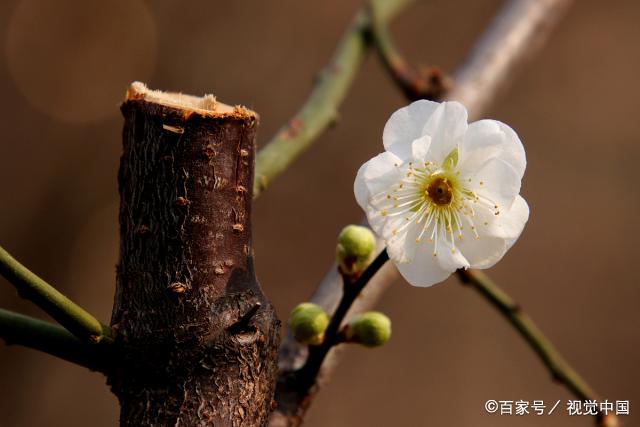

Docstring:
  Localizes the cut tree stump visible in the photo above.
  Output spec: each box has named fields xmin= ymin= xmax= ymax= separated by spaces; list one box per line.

xmin=109 ymin=82 xmax=280 ymax=426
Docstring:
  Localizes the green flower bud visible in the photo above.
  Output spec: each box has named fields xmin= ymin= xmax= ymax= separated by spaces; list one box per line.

xmin=346 ymin=311 xmax=392 ymax=347
xmin=289 ymin=303 xmax=330 ymax=345
xmin=336 ymin=225 xmax=376 ymax=278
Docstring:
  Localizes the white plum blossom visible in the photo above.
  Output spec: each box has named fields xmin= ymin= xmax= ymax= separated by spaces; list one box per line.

xmin=354 ymin=100 xmax=529 ymax=287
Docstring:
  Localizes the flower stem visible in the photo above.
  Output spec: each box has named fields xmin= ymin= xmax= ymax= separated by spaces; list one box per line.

xmin=253 ymin=0 xmax=415 ymax=198
xmin=367 ymin=0 xmax=451 ymax=101
xmin=456 ymin=269 xmax=616 ymax=426
xmin=0 ymin=245 xmax=111 ymax=344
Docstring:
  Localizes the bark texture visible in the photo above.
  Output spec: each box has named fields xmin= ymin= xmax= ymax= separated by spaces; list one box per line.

xmin=109 ymin=83 xmax=280 ymax=426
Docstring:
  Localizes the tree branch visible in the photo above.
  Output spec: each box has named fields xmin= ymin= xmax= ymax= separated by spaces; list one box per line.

xmin=455 ymin=270 xmax=594 ymax=398
xmin=271 ymin=0 xmax=579 ymax=425
xmin=253 ymin=0 xmax=415 ymax=198
xmin=297 ymin=251 xmax=389 ymax=388
xmin=367 ymin=0 xmax=451 ymax=101
xmin=271 ymin=250 xmax=390 ymax=426
xmin=0 ymin=245 xmax=111 ymax=344
xmin=456 ymin=270 xmax=616 ymax=426
xmin=448 ymin=0 xmax=574 ymax=120
xmin=0 ymin=308 xmax=108 ymax=372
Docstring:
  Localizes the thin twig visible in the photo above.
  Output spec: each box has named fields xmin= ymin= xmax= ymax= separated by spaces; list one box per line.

xmin=0 ymin=245 xmax=112 ymax=344
xmin=367 ymin=0 xmax=451 ymax=101
xmin=253 ymin=0 xmax=415 ymax=198
xmin=456 ymin=270 xmax=616 ymax=427
xmin=271 ymin=251 xmax=390 ymax=426
xmin=0 ymin=308 xmax=108 ymax=372
xmin=297 ymin=250 xmax=389 ymax=389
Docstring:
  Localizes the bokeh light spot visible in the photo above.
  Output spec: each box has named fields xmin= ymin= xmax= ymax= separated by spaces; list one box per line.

xmin=6 ymin=0 xmax=157 ymax=123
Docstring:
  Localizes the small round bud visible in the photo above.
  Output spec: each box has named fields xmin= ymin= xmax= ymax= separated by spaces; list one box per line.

xmin=346 ymin=311 xmax=391 ymax=347
xmin=336 ymin=225 xmax=376 ymax=278
xmin=288 ymin=303 xmax=330 ymax=345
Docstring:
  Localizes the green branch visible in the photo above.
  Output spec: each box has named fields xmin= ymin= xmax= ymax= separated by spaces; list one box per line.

xmin=253 ymin=0 xmax=414 ymax=198
xmin=456 ymin=269 xmax=596 ymax=398
xmin=0 ymin=245 xmax=111 ymax=344
xmin=456 ymin=269 xmax=615 ymax=426
xmin=0 ymin=308 xmax=108 ymax=372
xmin=367 ymin=0 xmax=451 ymax=101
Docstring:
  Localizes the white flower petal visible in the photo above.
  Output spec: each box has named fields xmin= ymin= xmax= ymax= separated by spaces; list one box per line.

xmin=395 ymin=245 xmax=453 ymax=287
xmin=383 ymin=100 xmax=440 ymax=160
xmin=456 ymin=203 xmax=509 ymax=269
xmin=466 ymin=157 xmax=521 ymax=210
xmin=354 ymin=151 xmax=403 ymax=209
xmin=388 ymin=219 xmax=469 ymax=286
xmin=456 ymin=196 xmax=529 ymax=268
xmin=422 ymin=101 xmax=468 ymax=164
xmin=411 ymin=134 xmax=432 ymax=161
xmin=493 ymin=195 xmax=529 ymax=247
xmin=356 ymin=100 xmax=529 ymax=288
xmin=458 ymin=119 xmax=526 ymax=179
xmin=458 ymin=234 xmax=507 ymax=269
xmin=367 ymin=207 xmax=413 ymax=250
xmin=435 ymin=243 xmax=470 ymax=272
xmin=363 ymin=181 xmax=426 ymax=249
xmin=385 ymin=230 xmax=419 ymax=264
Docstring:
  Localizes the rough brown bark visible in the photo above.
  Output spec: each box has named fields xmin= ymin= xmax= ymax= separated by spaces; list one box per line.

xmin=109 ymin=82 xmax=280 ymax=426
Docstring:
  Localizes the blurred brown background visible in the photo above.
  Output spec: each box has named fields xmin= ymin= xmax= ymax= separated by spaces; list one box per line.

xmin=0 ymin=0 xmax=638 ymax=426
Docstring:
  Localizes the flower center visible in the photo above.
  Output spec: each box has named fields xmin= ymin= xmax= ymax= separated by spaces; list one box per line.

xmin=426 ymin=177 xmax=453 ymax=206
xmin=370 ymin=155 xmax=502 ymax=259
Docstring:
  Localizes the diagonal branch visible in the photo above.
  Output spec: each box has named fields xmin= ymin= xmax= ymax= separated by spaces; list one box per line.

xmin=448 ymin=0 xmax=574 ymax=119
xmin=253 ymin=0 xmax=415 ymax=198
xmin=295 ymin=251 xmax=389 ymax=387
xmin=0 ymin=245 xmax=112 ymax=344
xmin=456 ymin=270 xmax=616 ymax=426
xmin=271 ymin=249 xmax=391 ymax=427
xmin=455 ymin=270 xmax=596 ymax=399
xmin=367 ymin=0 xmax=451 ymax=101
xmin=0 ymin=308 xmax=109 ymax=372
